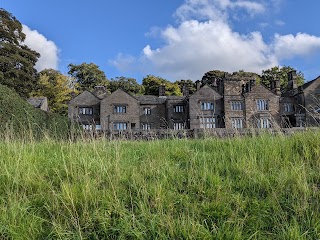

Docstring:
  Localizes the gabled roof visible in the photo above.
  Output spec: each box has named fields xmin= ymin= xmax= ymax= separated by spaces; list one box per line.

xmin=243 ymin=83 xmax=278 ymax=97
xmin=106 ymin=88 xmax=138 ymax=101
xmin=302 ymin=75 xmax=320 ymax=90
xmin=69 ymin=90 xmax=99 ymax=105
xmin=190 ymin=84 xmax=222 ymax=98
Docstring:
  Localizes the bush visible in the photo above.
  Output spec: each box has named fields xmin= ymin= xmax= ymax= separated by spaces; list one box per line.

xmin=0 ymin=84 xmax=70 ymax=140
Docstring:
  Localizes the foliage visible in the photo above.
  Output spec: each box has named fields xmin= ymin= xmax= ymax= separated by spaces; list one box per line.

xmin=108 ymin=76 xmax=144 ymax=95
xmin=67 ymin=63 xmax=108 ymax=92
xmin=0 ymin=84 xmax=70 ymax=139
xmin=0 ymin=8 xmax=40 ymax=98
xmin=142 ymin=75 xmax=182 ymax=96
xmin=174 ymin=79 xmax=197 ymax=95
xmin=261 ymin=66 xmax=304 ymax=89
xmin=1 ymin=132 xmax=320 ymax=238
xmin=32 ymin=69 xmax=74 ymax=115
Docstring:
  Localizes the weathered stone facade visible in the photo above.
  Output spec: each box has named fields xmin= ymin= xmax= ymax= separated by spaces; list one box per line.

xmin=68 ymin=71 xmax=320 ymax=132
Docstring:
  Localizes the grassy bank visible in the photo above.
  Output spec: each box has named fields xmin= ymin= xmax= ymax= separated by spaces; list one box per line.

xmin=0 ymin=132 xmax=320 ymax=239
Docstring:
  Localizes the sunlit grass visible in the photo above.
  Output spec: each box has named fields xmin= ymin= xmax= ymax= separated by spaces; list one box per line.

xmin=0 ymin=131 xmax=320 ymax=239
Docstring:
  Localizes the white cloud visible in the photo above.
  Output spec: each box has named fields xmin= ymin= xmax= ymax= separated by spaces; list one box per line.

xmin=111 ymin=0 xmax=320 ymax=80
xmin=22 ymin=25 xmax=59 ymax=71
xmin=273 ymin=33 xmax=320 ymax=60
xmin=141 ymin=20 xmax=277 ymax=80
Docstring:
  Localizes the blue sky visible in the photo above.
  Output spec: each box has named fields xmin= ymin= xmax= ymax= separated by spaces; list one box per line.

xmin=2 ymin=0 xmax=320 ymax=82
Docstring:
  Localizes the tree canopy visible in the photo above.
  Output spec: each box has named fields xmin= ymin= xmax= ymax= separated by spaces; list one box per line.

xmin=142 ymin=75 xmax=182 ymax=96
xmin=67 ymin=63 xmax=108 ymax=92
xmin=261 ymin=66 xmax=304 ymax=90
xmin=0 ymin=8 xmax=40 ymax=97
xmin=32 ymin=69 xmax=73 ymax=115
xmin=108 ymin=77 xmax=144 ymax=95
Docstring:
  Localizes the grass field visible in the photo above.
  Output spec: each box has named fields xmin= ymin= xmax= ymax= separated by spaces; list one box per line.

xmin=0 ymin=131 xmax=320 ymax=239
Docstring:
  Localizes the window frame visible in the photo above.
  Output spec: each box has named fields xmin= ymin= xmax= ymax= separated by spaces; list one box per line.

xmin=200 ymin=116 xmax=216 ymax=129
xmin=256 ymin=99 xmax=269 ymax=111
xmin=174 ymin=105 xmax=184 ymax=113
xmin=143 ymin=107 xmax=151 ymax=115
xmin=79 ymin=107 xmax=93 ymax=115
xmin=113 ymin=122 xmax=127 ymax=130
xmin=231 ymin=118 xmax=244 ymax=129
xmin=114 ymin=105 xmax=127 ymax=114
xmin=201 ymin=102 xmax=214 ymax=111
xmin=231 ymin=101 xmax=243 ymax=111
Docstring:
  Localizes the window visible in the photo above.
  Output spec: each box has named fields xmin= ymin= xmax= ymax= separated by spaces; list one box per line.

xmin=114 ymin=105 xmax=126 ymax=113
xmin=95 ymin=124 xmax=102 ymax=130
xmin=231 ymin=118 xmax=244 ymax=129
xmin=231 ymin=101 xmax=243 ymax=111
xmin=143 ymin=107 xmax=151 ymax=115
xmin=174 ymin=105 xmax=184 ymax=113
xmin=257 ymin=100 xmax=268 ymax=111
xmin=201 ymin=102 xmax=214 ymax=111
xmin=257 ymin=118 xmax=271 ymax=128
xmin=82 ymin=124 xmax=92 ymax=130
xmin=284 ymin=103 xmax=294 ymax=112
xmin=141 ymin=123 xmax=151 ymax=130
xmin=113 ymin=122 xmax=127 ymax=130
xmin=200 ymin=117 xmax=216 ymax=128
xmin=79 ymin=107 xmax=93 ymax=115
xmin=173 ymin=122 xmax=184 ymax=130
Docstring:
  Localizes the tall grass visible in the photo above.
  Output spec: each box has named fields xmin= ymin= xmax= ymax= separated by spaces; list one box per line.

xmin=0 ymin=131 xmax=320 ymax=239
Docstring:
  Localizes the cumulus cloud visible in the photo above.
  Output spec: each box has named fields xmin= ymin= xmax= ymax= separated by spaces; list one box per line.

xmin=22 ymin=25 xmax=59 ymax=71
xmin=273 ymin=33 xmax=320 ymax=59
xmin=111 ymin=0 xmax=320 ymax=80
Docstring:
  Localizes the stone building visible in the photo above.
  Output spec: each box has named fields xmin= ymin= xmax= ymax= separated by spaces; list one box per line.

xmin=68 ymin=71 xmax=320 ymax=132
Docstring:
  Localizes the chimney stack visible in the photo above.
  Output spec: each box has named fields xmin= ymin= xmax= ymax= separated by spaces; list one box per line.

xmin=159 ymin=85 xmax=166 ymax=96
xmin=195 ymin=80 xmax=201 ymax=91
xmin=182 ymin=84 xmax=189 ymax=97
xmin=93 ymin=86 xmax=107 ymax=98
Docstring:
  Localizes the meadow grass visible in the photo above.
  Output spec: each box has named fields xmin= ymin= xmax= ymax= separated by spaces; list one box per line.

xmin=0 ymin=131 xmax=320 ymax=239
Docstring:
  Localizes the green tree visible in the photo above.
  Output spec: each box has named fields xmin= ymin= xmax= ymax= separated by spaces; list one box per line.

xmin=67 ymin=63 xmax=108 ymax=92
xmin=174 ymin=79 xmax=197 ymax=95
xmin=32 ymin=69 xmax=73 ymax=115
xmin=109 ymin=76 xmax=144 ymax=95
xmin=0 ymin=8 xmax=40 ymax=97
xmin=261 ymin=66 xmax=304 ymax=89
xmin=142 ymin=75 xmax=182 ymax=96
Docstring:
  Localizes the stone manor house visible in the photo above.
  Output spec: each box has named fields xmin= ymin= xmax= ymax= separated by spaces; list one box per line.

xmin=68 ymin=71 xmax=320 ymax=133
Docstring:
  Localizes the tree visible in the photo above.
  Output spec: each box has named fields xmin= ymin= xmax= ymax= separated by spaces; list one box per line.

xmin=32 ymin=69 xmax=73 ymax=115
xmin=0 ymin=8 xmax=40 ymax=97
xmin=261 ymin=66 xmax=304 ymax=90
xmin=174 ymin=79 xmax=197 ymax=95
xmin=142 ymin=75 xmax=182 ymax=96
xmin=108 ymin=76 xmax=144 ymax=95
xmin=67 ymin=63 xmax=108 ymax=92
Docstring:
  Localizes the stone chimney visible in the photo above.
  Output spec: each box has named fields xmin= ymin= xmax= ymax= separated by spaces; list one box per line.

xmin=275 ymin=78 xmax=281 ymax=95
xmin=195 ymin=80 xmax=201 ymax=91
xmin=288 ymin=70 xmax=297 ymax=90
xmin=71 ymin=91 xmax=76 ymax=99
xmin=93 ymin=86 xmax=107 ymax=98
xmin=159 ymin=85 xmax=166 ymax=96
xmin=182 ymin=84 xmax=189 ymax=97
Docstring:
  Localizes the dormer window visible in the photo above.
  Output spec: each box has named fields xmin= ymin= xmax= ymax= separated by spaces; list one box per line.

xmin=114 ymin=105 xmax=126 ymax=113
xmin=79 ymin=107 xmax=93 ymax=115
